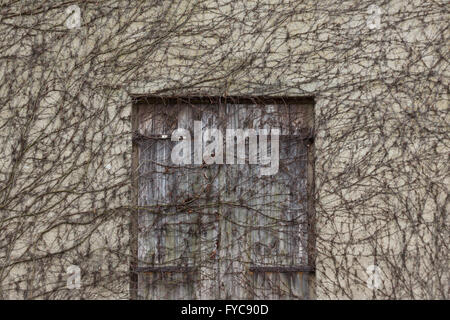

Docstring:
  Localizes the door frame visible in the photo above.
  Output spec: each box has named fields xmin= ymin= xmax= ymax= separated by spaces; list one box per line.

xmin=130 ymin=96 xmax=316 ymax=299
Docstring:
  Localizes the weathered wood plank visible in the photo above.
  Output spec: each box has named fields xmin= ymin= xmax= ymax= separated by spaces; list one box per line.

xmin=136 ymin=101 xmax=314 ymax=300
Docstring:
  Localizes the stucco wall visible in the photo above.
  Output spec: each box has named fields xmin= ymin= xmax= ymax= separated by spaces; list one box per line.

xmin=0 ymin=0 xmax=448 ymax=299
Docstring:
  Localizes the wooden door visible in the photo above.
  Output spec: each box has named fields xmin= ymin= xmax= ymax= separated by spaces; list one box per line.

xmin=133 ymin=98 xmax=314 ymax=299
